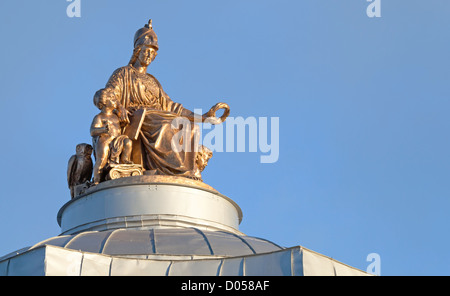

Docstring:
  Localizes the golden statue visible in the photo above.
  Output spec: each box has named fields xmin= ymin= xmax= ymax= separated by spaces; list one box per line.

xmin=90 ymin=88 xmax=134 ymax=184
xmin=101 ymin=19 xmax=229 ymax=180
xmin=67 ymin=19 xmax=229 ymax=195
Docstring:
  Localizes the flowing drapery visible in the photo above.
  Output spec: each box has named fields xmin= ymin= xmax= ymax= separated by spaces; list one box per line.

xmin=106 ymin=65 xmax=199 ymax=178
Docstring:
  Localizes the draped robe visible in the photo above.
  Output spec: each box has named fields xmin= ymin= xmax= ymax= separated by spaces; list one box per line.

xmin=105 ymin=65 xmax=200 ymax=178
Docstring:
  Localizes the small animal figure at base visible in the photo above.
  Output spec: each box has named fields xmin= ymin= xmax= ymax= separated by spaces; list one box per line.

xmin=67 ymin=143 xmax=93 ymax=198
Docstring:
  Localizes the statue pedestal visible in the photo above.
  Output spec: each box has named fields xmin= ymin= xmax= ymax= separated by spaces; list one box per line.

xmin=106 ymin=163 xmax=143 ymax=180
xmin=57 ymin=175 xmax=243 ymax=235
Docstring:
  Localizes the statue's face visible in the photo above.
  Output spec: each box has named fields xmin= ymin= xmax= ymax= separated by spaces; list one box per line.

xmin=105 ymin=96 xmax=117 ymax=109
xmin=138 ymin=46 xmax=157 ymax=66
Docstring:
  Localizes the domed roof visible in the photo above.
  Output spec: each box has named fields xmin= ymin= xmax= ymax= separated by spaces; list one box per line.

xmin=29 ymin=228 xmax=283 ymax=259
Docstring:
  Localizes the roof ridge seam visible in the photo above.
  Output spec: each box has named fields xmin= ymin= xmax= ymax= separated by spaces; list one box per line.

xmin=192 ymin=228 xmax=214 ymax=256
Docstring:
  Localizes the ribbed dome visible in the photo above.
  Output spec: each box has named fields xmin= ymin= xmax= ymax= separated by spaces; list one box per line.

xmin=29 ymin=228 xmax=283 ymax=259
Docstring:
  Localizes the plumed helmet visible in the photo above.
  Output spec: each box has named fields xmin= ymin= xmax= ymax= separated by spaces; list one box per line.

xmin=133 ymin=19 xmax=158 ymax=50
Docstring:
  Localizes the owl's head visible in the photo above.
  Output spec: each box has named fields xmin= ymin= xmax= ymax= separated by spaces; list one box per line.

xmin=76 ymin=143 xmax=93 ymax=157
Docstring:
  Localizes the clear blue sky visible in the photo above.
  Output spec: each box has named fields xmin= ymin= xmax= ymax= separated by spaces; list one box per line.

xmin=1 ymin=0 xmax=449 ymax=275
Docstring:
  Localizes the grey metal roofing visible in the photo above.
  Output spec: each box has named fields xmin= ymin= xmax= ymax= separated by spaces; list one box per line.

xmin=28 ymin=228 xmax=283 ymax=258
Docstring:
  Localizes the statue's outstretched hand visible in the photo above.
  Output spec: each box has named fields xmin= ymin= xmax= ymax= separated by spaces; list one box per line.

xmin=203 ymin=102 xmax=230 ymax=124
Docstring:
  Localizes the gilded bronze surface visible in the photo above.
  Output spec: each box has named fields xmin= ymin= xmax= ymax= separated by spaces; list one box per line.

xmin=103 ymin=19 xmax=229 ymax=180
xmin=67 ymin=19 xmax=229 ymax=196
xmin=90 ymin=88 xmax=134 ymax=184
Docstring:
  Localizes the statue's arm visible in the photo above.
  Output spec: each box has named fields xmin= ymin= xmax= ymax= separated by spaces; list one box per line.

xmin=154 ymin=77 xmax=229 ymax=124
xmin=178 ymin=102 xmax=230 ymax=124
xmin=157 ymin=85 xmax=203 ymax=120
xmin=90 ymin=115 xmax=108 ymax=137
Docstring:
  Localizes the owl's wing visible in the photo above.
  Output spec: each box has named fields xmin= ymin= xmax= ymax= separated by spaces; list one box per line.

xmin=67 ymin=155 xmax=77 ymax=188
xmin=82 ymin=157 xmax=94 ymax=183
